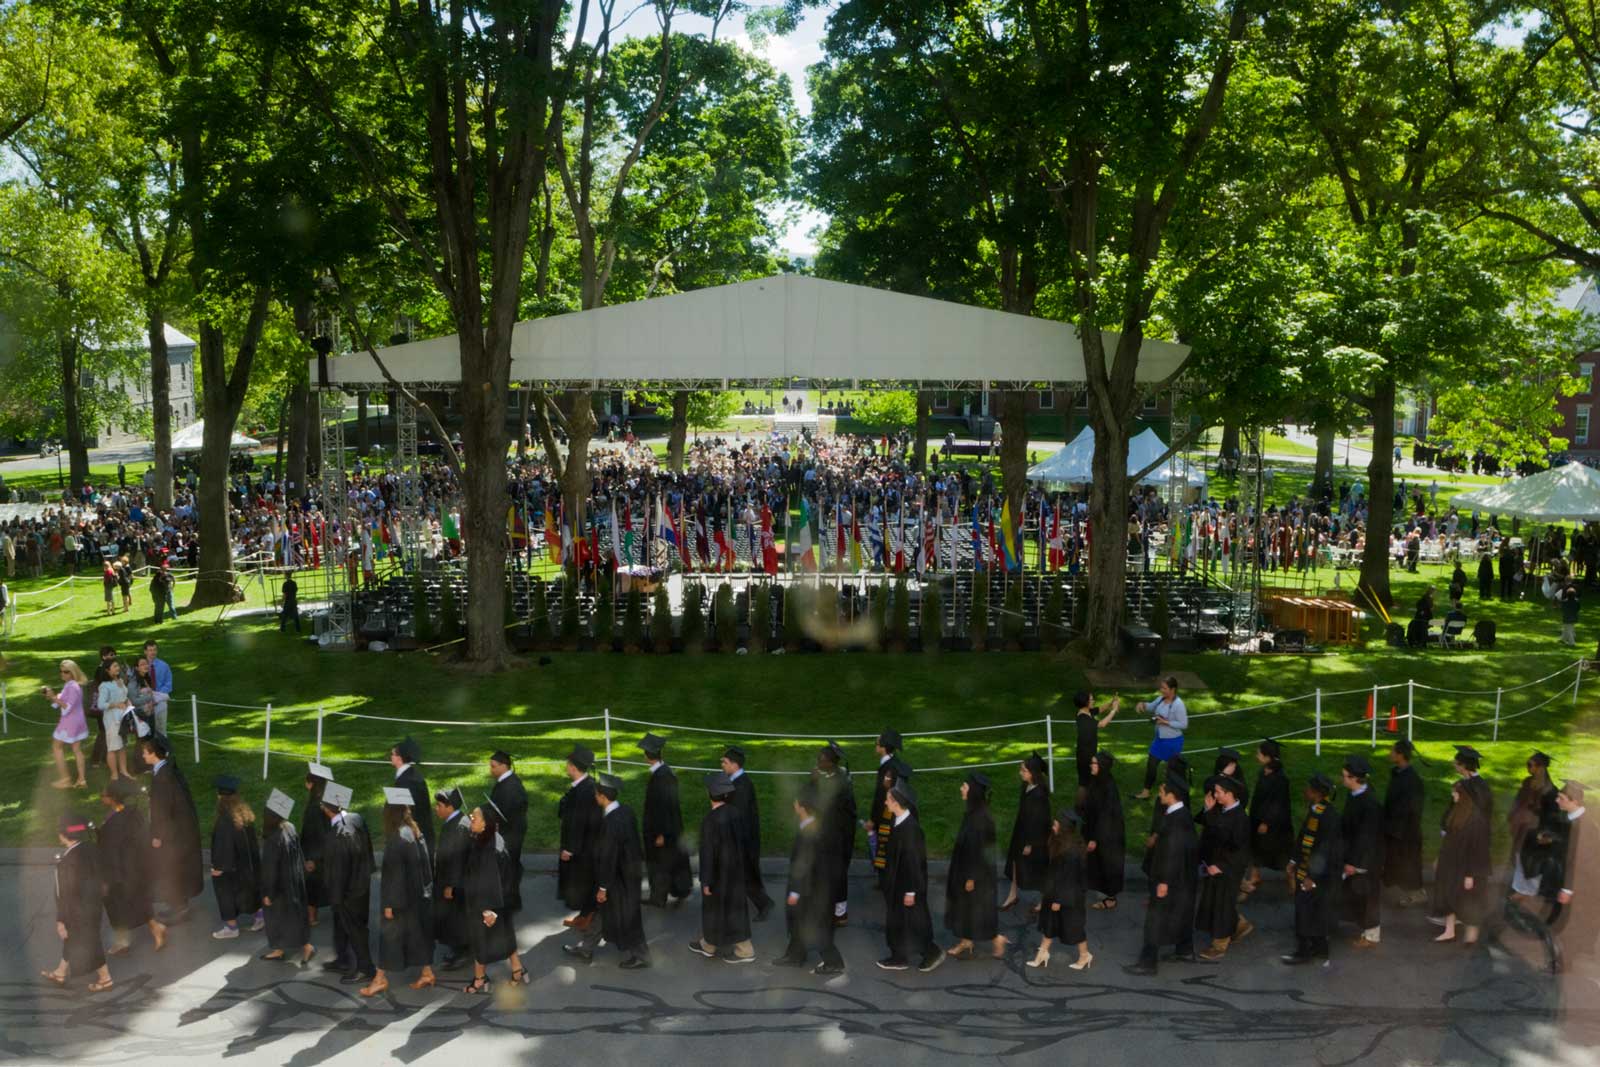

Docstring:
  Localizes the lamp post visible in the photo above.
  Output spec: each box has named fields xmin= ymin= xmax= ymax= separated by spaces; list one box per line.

xmin=56 ymin=445 xmax=62 ymax=489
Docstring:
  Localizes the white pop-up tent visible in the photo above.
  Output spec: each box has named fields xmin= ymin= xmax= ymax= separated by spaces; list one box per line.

xmin=1027 ymin=426 xmax=1206 ymax=489
xmin=169 ymin=420 xmax=260 ymax=453
xmin=1452 ymin=463 xmax=1600 ymax=522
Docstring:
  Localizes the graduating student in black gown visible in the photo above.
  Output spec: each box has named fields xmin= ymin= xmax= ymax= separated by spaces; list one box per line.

xmin=1245 ymin=738 xmax=1293 ymax=896
xmin=1432 ymin=778 xmax=1492 ymax=945
xmin=558 ymin=745 xmax=602 ymax=928
xmin=565 ymin=773 xmax=651 ymax=968
xmin=866 ymin=729 xmax=907 ymax=880
xmin=1125 ymin=774 xmax=1200 ymax=976
xmin=878 ymin=779 xmax=944 ymax=973
xmin=258 ymin=790 xmax=314 ymax=966
xmin=773 ymin=784 xmax=845 ymax=974
xmin=945 ymin=771 xmax=1004 ymax=960
xmin=209 ymin=776 xmax=261 ymax=938
xmin=301 ymin=765 xmax=333 ymax=927
xmin=140 ymin=736 xmax=202 ymax=920
xmin=487 ymin=750 xmax=529 ymax=911
xmin=365 ymin=791 xmax=436 ymax=997
xmin=720 ymin=745 xmax=773 ymax=920
xmin=41 ymin=813 xmax=113 ymax=992
xmin=1340 ymin=756 xmax=1384 ymax=948
xmin=1282 ymin=773 xmax=1342 ymax=966
xmin=1027 ymin=809 xmax=1091 ymax=970
xmin=319 ymin=783 xmax=376 ymax=983
xmin=432 ymin=788 xmax=472 ymax=970
xmin=639 ymin=734 xmax=693 ymax=907
xmin=691 ymin=772 xmax=753 ymax=962
xmin=1382 ymin=740 xmax=1425 ymax=903
xmin=1083 ymin=750 xmax=1126 ymax=911
xmin=1196 ymin=775 xmax=1252 ymax=960
xmin=98 ymin=778 xmax=161 ymax=953
xmin=1552 ymin=782 xmax=1600 ymax=971
xmin=390 ymin=737 xmax=434 ymax=849
xmin=813 ymin=741 xmax=856 ymax=925
xmin=1072 ymin=691 xmax=1119 ymax=789
xmin=461 ymin=802 xmax=529 ymax=995
xmin=1001 ymin=753 xmax=1052 ymax=912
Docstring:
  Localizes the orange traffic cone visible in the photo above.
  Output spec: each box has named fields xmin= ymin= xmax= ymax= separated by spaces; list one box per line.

xmin=1364 ymin=693 xmax=1375 ymax=720
xmin=1387 ymin=705 xmax=1399 ymax=733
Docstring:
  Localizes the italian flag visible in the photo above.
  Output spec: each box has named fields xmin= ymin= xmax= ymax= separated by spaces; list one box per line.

xmin=797 ymin=496 xmax=816 ymax=571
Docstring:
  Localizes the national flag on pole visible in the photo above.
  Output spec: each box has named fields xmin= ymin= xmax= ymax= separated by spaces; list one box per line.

xmin=892 ymin=507 xmax=906 ymax=573
xmin=610 ymin=501 xmax=626 ymax=566
xmin=760 ymin=504 xmax=778 ymax=575
xmin=622 ymin=502 xmax=636 ymax=566
xmin=921 ymin=502 xmax=936 ymax=575
xmin=850 ymin=512 xmax=863 ymax=572
xmin=694 ymin=503 xmax=710 ymax=567
xmin=714 ymin=517 xmax=735 ymax=571
xmin=987 ymin=508 xmax=1001 ymax=568
xmin=971 ymin=511 xmax=986 ymax=571
xmin=545 ymin=506 xmax=561 ymax=563
xmin=1048 ymin=501 xmax=1064 ymax=570
xmin=657 ymin=495 xmax=677 ymax=548
xmin=797 ymin=495 xmax=817 ymax=571
xmin=675 ymin=498 xmax=692 ymax=570
xmin=836 ymin=503 xmax=847 ymax=564
xmin=1000 ymin=498 xmax=1021 ymax=572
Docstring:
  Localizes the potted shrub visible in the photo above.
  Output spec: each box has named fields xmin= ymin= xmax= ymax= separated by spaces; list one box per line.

xmin=920 ymin=580 xmax=942 ymax=654
xmin=592 ymin=581 xmax=614 ymax=650
xmin=890 ymin=575 xmax=911 ymax=651
xmin=622 ymin=587 xmax=644 ymax=652
xmin=560 ymin=572 xmax=580 ymax=649
xmin=439 ymin=580 xmax=462 ymax=644
xmin=651 ymin=586 xmax=674 ymax=652
xmin=1044 ymin=577 xmax=1068 ymax=650
xmin=681 ymin=583 xmax=705 ymax=654
xmin=969 ymin=575 xmax=989 ymax=652
xmin=781 ymin=583 xmax=802 ymax=651
xmin=714 ymin=582 xmax=736 ymax=651
xmin=410 ymin=571 xmax=434 ymax=647
xmin=869 ymin=580 xmax=888 ymax=651
xmin=529 ymin=577 xmax=551 ymax=647
xmin=749 ymin=583 xmax=772 ymax=654
xmin=1002 ymin=580 xmax=1025 ymax=649
xmin=1150 ymin=588 xmax=1171 ymax=641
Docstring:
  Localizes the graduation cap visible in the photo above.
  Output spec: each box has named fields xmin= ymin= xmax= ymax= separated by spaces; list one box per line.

xmin=722 ymin=745 xmax=747 ymax=767
xmin=637 ymin=733 xmax=666 ymax=757
xmin=877 ymin=729 xmax=902 ymax=752
xmin=1093 ymin=749 xmax=1117 ymax=771
xmin=383 ymin=786 xmax=414 ymax=807
xmin=964 ymin=770 xmax=991 ymax=793
xmin=103 ymin=778 xmax=142 ymax=802
xmin=705 ymin=772 xmax=735 ymax=798
xmin=1056 ymin=807 xmax=1083 ymax=829
xmin=1215 ymin=748 xmax=1242 ymax=770
xmin=1023 ymin=751 xmax=1048 ymax=782
xmin=1530 ymin=751 xmax=1553 ymax=769
xmin=265 ymin=788 xmax=295 ymax=819
xmin=596 ymin=773 xmax=623 ymax=798
xmin=1454 ymin=745 xmax=1484 ymax=770
xmin=1307 ymin=772 xmax=1335 ymax=796
xmin=1259 ymin=738 xmax=1283 ymax=760
xmin=889 ymin=778 xmax=917 ymax=809
xmin=1343 ymin=755 xmax=1372 ymax=779
xmin=307 ymin=762 xmax=334 ymax=782
xmin=214 ymin=774 xmax=241 ymax=795
xmin=490 ymin=750 xmax=514 ymax=767
xmin=567 ymin=745 xmax=595 ymax=772
xmin=1392 ymin=739 xmax=1417 ymax=760
xmin=1161 ymin=772 xmax=1190 ymax=800
xmin=393 ymin=736 xmax=422 ymax=765
xmin=1214 ymin=775 xmax=1246 ymax=799
xmin=321 ymin=781 xmax=354 ymax=810
xmin=58 ymin=812 xmax=93 ymax=839
xmin=819 ymin=740 xmax=845 ymax=766
xmin=435 ymin=786 xmax=465 ymax=810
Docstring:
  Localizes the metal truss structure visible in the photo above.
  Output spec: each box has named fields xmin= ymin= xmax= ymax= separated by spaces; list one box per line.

xmin=318 ymin=388 xmax=353 ymax=649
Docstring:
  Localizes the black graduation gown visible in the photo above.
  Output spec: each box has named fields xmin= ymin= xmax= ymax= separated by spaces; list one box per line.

xmin=1341 ymin=787 xmax=1383 ymax=930
xmin=786 ymin=818 xmax=837 ymax=956
xmin=300 ymin=796 xmax=330 ymax=908
xmin=1073 ymin=713 xmax=1098 ymax=786
xmin=261 ymin=824 xmax=311 ymax=952
xmin=1082 ymin=776 xmax=1126 ymax=897
xmin=642 ymin=764 xmax=693 ymax=902
xmin=814 ymin=768 xmax=856 ymax=908
xmin=593 ymin=803 xmax=648 ymax=955
xmin=1433 ymin=795 xmax=1491 ymax=924
xmin=1292 ymin=801 xmax=1342 ymax=939
xmin=1039 ymin=846 xmax=1087 ymax=944
xmin=868 ymin=757 xmax=909 ymax=872
xmin=698 ymin=803 xmax=751 ymax=947
xmin=149 ymin=760 xmax=203 ymax=904
xmin=490 ymin=772 xmax=529 ymax=873
xmin=1249 ymin=766 xmax=1294 ymax=869
xmin=210 ymin=818 xmax=262 ymax=922
xmin=1006 ymin=784 xmax=1051 ymax=890
xmin=557 ymin=776 xmax=601 ymax=912
xmin=1381 ymin=764 xmax=1424 ymax=891
xmin=1142 ymin=805 xmax=1200 ymax=949
xmin=394 ymin=766 xmax=434 ymax=849
xmin=882 ymin=812 xmax=936 ymax=963
xmin=1195 ymin=802 xmax=1250 ymax=939
xmin=433 ymin=811 xmax=472 ymax=953
xmin=56 ymin=841 xmax=106 ymax=975
xmin=325 ymin=813 xmax=376 ymax=971
xmin=727 ymin=772 xmax=770 ymax=905
xmin=945 ymin=806 xmax=999 ymax=940
xmin=463 ymin=833 xmax=518 ymax=965
xmin=98 ymin=806 xmax=153 ymax=930
xmin=379 ymin=827 xmax=434 ymax=971
xmin=1555 ymin=814 xmax=1600 ymax=956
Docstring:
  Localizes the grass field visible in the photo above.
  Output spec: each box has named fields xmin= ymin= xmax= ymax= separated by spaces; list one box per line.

xmin=1 ymin=548 xmax=1594 ymax=868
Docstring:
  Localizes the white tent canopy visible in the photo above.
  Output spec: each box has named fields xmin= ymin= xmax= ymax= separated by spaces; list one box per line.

xmin=1452 ymin=463 xmax=1600 ymax=522
xmin=169 ymin=420 xmax=260 ymax=453
xmin=316 ymin=275 xmax=1190 ymax=388
xmin=1027 ymin=426 xmax=1205 ymax=488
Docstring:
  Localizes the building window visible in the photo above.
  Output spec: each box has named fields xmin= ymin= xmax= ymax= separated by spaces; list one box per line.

xmin=1579 ymin=404 xmax=1592 ymax=446
xmin=1076 ymin=390 xmax=1088 ymax=409
xmin=1038 ymin=390 xmax=1055 ymax=410
xmin=1582 ymin=363 xmax=1594 ymax=395
xmin=1142 ymin=393 xmax=1159 ymax=411
xmin=933 ymin=391 xmax=950 ymax=409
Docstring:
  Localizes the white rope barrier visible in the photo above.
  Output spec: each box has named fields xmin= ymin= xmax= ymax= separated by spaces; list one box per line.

xmin=193 ymin=699 xmax=273 ymax=711
xmin=320 ymin=708 xmax=607 ymax=728
xmin=12 ymin=597 xmax=72 ymax=619
xmin=605 ymin=714 xmax=1049 ymax=740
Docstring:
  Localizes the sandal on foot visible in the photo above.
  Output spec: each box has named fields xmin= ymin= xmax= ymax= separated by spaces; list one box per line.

xmin=39 ymin=970 xmax=66 ymax=986
xmin=409 ymin=974 xmax=436 ymax=990
xmin=88 ymin=978 xmax=114 ymax=993
xmin=462 ymin=977 xmax=490 ymax=995
xmin=509 ymin=968 xmax=531 ymax=986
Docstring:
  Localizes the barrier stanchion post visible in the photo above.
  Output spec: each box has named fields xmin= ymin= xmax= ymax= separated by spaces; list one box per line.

xmin=262 ymin=703 xmax=273 ymax=779
xmin=1494 ymin=687 xmax=1502 ymax=743
xmin=1407 ymin=679 xmax=1414 ymax=738
xmin=1370 ymin=683 xmax=1378 ymax=748
xmin=1314 ymin=689 xmax=1322 ymax=756
xmin=191 ymin=694 xmax=200 ymax=764
xmin=316 ymin=706 xmax=324 ymax=763
xmin=1044 ymin=714 xmax=1055 ymax=792
xmin=1 ymin=678 xmax=7 ymax=735
xmin=1575 ymin=660 xmax=1584 ymax=708
xmin=604 ymin=707 xmax=613 ymax=772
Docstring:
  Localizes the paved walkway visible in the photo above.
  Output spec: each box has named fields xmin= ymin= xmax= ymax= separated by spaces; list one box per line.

xmin=3 ymin=851 xmax=1595 ymax=1066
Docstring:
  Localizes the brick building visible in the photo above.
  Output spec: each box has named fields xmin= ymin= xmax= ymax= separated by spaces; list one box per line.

xmin=1552 ymin=276 xmax=1600 ymax=464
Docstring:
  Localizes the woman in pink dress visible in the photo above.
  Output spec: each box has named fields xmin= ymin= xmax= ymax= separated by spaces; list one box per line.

xmin=45 ymin=659 xmax=89 ymax=789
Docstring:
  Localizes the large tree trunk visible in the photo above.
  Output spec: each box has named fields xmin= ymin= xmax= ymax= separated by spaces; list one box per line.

xmin=913 ymin=389 xmax=930 ymax=471
xmin=59 ymin=335 xmax=89 ymax=492
xmin=356 ymin=389 xmax=370 ymax=456
xmin=273 ymin=393 xmax=288 ymax=484
xmin=562 ymin=389 xmax=595 ymax=535
xmin=1082 ymin=416 xmax=1132 ymax=666
xmin=146 ymin=307 xmax=174 ymax=510
xmin=1358 ymin=378 xmax=1397 ymax=607
xmin=457 ymin=331 xmax=512 ymax=667
xmin=1312 ymin=423 xmax=1336 ymax=495
xmin=1218 ymin=420 xmax=1240 ymax=466
xmin=666 ymin=392 xmax=688 ymax=472
xmin=286 ymin=379 xmax=308 ymax=501
xmin=998 ymin=390 xmax=1029 ymax=516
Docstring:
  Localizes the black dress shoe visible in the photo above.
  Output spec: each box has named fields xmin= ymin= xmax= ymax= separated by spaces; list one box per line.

xmin=1280 ymin=952 xmax=1314 ymax=966
xmin=1164 ymin=951 xmax=1200 ymax=964
xmin=321 ymin=961 xmax=350 ymax=973
xmin=563 ymin=944 xmax=594 ymax=963
xmin=619 ymin=956 xmax=650 ymax=970
xmin=1122 ymin=961 xmax=1159 ymax=977
xmin=813 ymin=962 xmax=845 ymax=976
xmin=771 ymin=955 xmax=807 ymax=968
xmin=643 ymin=899 xmax=665 ymax=908
xmin=340 ymin=971 xmax=374 ymax=984
xmin=754 ymin=904 xmax=772 ymax=923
